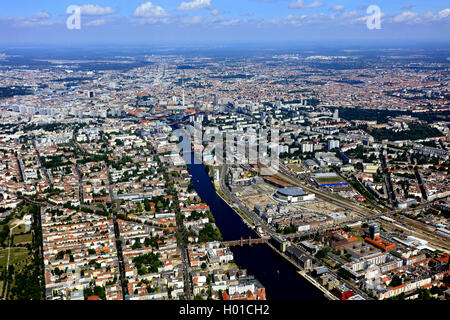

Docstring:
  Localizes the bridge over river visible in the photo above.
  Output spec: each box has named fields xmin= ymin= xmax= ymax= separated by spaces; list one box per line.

xmin=223 ymin=236 xmax=270 ymax=247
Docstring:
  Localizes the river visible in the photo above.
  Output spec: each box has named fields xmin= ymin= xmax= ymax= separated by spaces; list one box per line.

xmin=186 ymin=158 xmax=327 ymax=300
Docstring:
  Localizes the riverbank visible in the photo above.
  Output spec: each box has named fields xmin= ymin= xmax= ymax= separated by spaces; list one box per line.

xmin=206 ymin=167 xmax=256 ymax=229
xmin=215 ymin=189 xmax=255 ymax=229
xmin=187 ymin=159 xmax=327 ymax=300
xmin=298 ymin=271 xmax=338 ymax=300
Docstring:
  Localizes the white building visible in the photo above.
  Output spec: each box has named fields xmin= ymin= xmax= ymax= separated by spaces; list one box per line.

xmin=328 ymin=140 xmax=340 ymax=150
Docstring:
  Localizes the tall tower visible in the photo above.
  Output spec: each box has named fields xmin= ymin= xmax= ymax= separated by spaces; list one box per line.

xmin=333 ymin=109 xmax=339 ymax=121
xmin=182 ymin=87 xmax=185 ymax=108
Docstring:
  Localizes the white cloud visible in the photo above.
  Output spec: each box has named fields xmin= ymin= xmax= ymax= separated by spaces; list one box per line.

xmin=289 ymin=0 xmax=324 ymax=9
xmin=182 ymin=15 xmax=204 ymax=24
xmin=352 ymin=11 xmax=385 ymax=25
xmin=210 ymin=9 xmax=226 ymax=22
xmin=17 ymin=18 xmax=63 ymax=27
xmin=274 ymin=9 xmax=381 ymax=27
xmin=80 ymin=4 xmax=117 ymax=16
xmin=341 ymin=10 xmax=358 ymax=18
xmin=85 ymin=19 xmax=106 ymax=27
xmin=0 ymin=16 xmax=25 ymax=23
xmin=282 ymin=14 xmax=307 ymax=26
xmin=134 ymin=2 xmax=169 ymax=23
xmin=437 ymin=8 xmax=450 ymax=20
xmin=32 ymin=12 xmax=51 ymax=20
xmin=384 ymin=8 xmax=450 ymax=25
xmin=220 ymin=19 xmax=240 ymax=26
xmin=393 ymin=11 xmax=419 ymax=23
xmin=410 ymin=9 xmax=450 ymax=23
xmin=423 ymin=11 xmax=434 ymax=20
xmin=176 ymin=0 xmax=211 ymax=11
xmin=331 ymin=5 xmax=345 ymax=12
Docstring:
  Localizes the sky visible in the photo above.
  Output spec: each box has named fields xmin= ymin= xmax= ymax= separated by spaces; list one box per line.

xmin=0 ymin=0 xmax=449 ymax=45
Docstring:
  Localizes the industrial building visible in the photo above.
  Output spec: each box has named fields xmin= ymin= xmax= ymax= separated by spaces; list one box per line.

xmin=274 ymin=187 xmax=315 ymax=203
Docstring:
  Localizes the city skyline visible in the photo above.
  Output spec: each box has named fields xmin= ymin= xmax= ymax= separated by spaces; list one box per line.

xmin=0 ymin=0 xmax=449 ymax=307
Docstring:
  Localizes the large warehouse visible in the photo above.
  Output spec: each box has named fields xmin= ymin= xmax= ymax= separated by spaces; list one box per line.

xmin=274 ymin=187 xmax=315 ymax=203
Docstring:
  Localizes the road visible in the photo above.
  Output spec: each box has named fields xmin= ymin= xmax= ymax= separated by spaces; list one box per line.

xmin=105 ymin=162 xmax=128 ymax=298
xmin=75 ymin=163 xmax=84 ymax=204
xmin=414 ymin=168 xmax=428 ymax=201
xmin=377 ymin=147 xmax=396 ymax=207
xmin=175 ymin=221 xmax=192 ymax=300
xmin=32 ymin=138 xmax=53 ymax=188
xmin=15 ymin=153 xmax=24 ymax=183
xmin=151 ymin=140 xmax=192 ymax=299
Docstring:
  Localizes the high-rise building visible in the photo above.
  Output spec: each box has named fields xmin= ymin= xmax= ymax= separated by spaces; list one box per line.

xmin=369 ymin=223 xmax=380 ymax=240
xmin=333 ymin=109 xmax=339 ymax=121
xmin=328 ymin=140 xmax=340 ymax=150
xmin=301 ymin=142 xmax=314 ymax=153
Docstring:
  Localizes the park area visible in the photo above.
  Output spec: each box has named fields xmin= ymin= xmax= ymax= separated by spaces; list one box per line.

xmin=0 ymin=247 xmax=30 ymax=266
xmin=0 ymin=204 xmax=41 ymax=299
